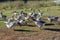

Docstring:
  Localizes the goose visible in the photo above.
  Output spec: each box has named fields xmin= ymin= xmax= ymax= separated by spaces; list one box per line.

xmin=20 ymin=11 xmax=27 ymax=17
xmin=17 ymin=19 xmax=27 ymax=26
xmin=24 ymin=10 xmax=35 ymax=21
xmin=38 ymin=10 xmax=44 ymax=17
xmin=4 ymin=16 xmax=16 ymax=28
xmin=12 ymin=11 xmax=18 ymax=20
xmin=32 ymin=18 xmax=45 ymax=29
xmin=0 ymin=12 xmax=7 ymax=21
xmin=17 ymin=15 xmax=27 ymax=26
xmin=47 ymin=16 xmax=59 ymax=22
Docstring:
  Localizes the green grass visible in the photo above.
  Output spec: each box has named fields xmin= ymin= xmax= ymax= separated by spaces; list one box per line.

xmin=0 ymin=1 xmax=60 ymax=40
xmin=0 ymin=6 xmax=60 ymax=29
xmin=0 ymin=1 xmax=60 ymax=32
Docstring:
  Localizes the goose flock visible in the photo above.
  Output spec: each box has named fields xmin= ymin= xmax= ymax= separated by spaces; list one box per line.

xmin=0 ymin=10 xmax=59 ymax=29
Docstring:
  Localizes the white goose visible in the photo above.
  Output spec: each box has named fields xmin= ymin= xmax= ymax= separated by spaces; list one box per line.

xmin=12 ymin=11 xmax=18 ymax=20
xmin=32 ymin=18 xmax=45 ymax=29
xmin=4 ymin=17 xmax=16 ymax=28
xmin=47 ymin=16 xmax=59 ymax=22
xmin=38 ymin=10 xmax=44 ymax=17
xmin=17 ymin=15 xmax=27 ymax=26
xmin=26 ymin=10 xmax=37 ymax=20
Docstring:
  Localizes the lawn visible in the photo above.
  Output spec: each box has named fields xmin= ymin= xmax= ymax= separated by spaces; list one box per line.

xmin=0 ymin=1 xmax=60 ymax=40
xmin=0 ymin=6 xmax=60 ymax=29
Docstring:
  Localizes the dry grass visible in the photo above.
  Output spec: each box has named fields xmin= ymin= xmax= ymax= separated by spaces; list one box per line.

xmin=0 ymin=27 xmax=60 ymax=40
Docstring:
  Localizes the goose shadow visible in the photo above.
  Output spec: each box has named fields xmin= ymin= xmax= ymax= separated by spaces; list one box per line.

xmin=27 ymin=24 xmax=36 ymax=27
xmin=18 ymin=24 xmax=36 ymax=27
xmin=18 ymin=23 xmax=36 ymax=27
xmin=14 ymin=29 xmax=38 ymax=32
xmin=44 ymin=28 xmax=60 ymax=32
xmin=45 ymin=23 xmax=55 ymax=26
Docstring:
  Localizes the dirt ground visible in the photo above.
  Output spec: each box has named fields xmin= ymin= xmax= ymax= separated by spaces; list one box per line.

xmin=0 ymin=27 xmax=60 ymax=40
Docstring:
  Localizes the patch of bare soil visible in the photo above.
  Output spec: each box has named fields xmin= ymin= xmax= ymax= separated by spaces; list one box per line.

xmin=0 ymin=28 xmax=60 ymax=40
